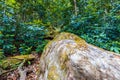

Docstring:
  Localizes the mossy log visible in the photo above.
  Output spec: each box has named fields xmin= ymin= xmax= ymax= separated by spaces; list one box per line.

xmin=0 ymin=54 xmax=35 ymax=70
xmin=39 ymin=32 xmax=120 ymax=80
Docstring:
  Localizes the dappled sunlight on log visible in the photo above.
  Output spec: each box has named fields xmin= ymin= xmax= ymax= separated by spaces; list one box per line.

xmin=39 ymin=32 xmax=120 ymax=80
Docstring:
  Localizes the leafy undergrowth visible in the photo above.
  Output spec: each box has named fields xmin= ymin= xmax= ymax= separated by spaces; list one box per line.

xmin=0 ymin=53 xmax=41 ymax=80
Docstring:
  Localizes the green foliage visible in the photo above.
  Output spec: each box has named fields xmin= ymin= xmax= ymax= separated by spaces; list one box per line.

xmin=0 ymin=0 xmax=120 ymax=57
xmin=19 ymin=44 xmax=32 ymax=55
xmin=35 ymin=40 xmax=48 ymax=53
xmin=0 ymin=0 xmax=48 ymax=56
xmin=0 ymin=49 xmax=4 ymax=59
xmin=63 ymin=0 xmax=120 ymax=53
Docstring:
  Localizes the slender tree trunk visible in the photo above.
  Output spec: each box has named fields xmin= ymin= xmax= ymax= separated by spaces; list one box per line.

xmin=74 ymin=0 xmax=78 ymax=16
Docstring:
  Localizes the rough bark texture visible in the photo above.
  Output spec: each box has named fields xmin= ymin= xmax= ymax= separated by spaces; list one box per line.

xmin=39 ymin=32 xmax=120 ymax=80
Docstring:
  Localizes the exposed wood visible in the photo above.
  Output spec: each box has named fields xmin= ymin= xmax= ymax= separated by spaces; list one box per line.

xmin=18 ymin=60 xmax=27 ymax=80
xmin=39 ymin=32 xmax=120 ymax=80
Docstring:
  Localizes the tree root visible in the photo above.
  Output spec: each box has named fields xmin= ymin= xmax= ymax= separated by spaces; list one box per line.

xmin=18 ymin=60 xmax=27 ymax=80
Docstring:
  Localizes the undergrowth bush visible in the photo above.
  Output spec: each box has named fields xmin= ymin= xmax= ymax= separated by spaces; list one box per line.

xmin=0 ymin=0 xmax=119 ymax=58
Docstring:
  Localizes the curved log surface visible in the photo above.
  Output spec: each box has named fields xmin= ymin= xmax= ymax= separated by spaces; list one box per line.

xmin=39 ymin=32 xmax=120 ymax=80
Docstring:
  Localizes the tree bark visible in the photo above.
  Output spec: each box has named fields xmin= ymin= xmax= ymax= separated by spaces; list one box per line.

xmin=74 ymin=0 xmax=78 ymax=16
xmin=39 ymin=32 xmax=120 ymax=80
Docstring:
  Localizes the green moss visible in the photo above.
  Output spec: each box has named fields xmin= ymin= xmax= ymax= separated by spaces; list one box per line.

xmin=48 ymin=66 xmax=59 ymax=80
xmin=59 ymin=52 xmax=68 ymax=70
xmin=43 ymin=32 xmax=87 ymax=53
xmin=11 ymin=54 xmax=35 ymax=60
xmin=0 ymin=58 xmax=21 ymax=69
xmin=0 ymin=54 xmax=35 ymax=69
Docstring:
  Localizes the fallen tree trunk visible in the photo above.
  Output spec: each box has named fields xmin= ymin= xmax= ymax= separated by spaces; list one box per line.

xmin=39 ymin=32 xmax=120 ymax=80
xmin=0 ymin=54 xmax=35 ymax=77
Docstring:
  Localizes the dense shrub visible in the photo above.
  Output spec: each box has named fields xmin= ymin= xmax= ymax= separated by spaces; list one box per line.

xmin=0 ymin=0 xmax=119 ymax=58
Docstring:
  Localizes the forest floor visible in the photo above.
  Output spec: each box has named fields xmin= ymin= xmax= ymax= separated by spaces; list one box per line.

xmin=0 ymin=53 xmax=41 ymax=80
